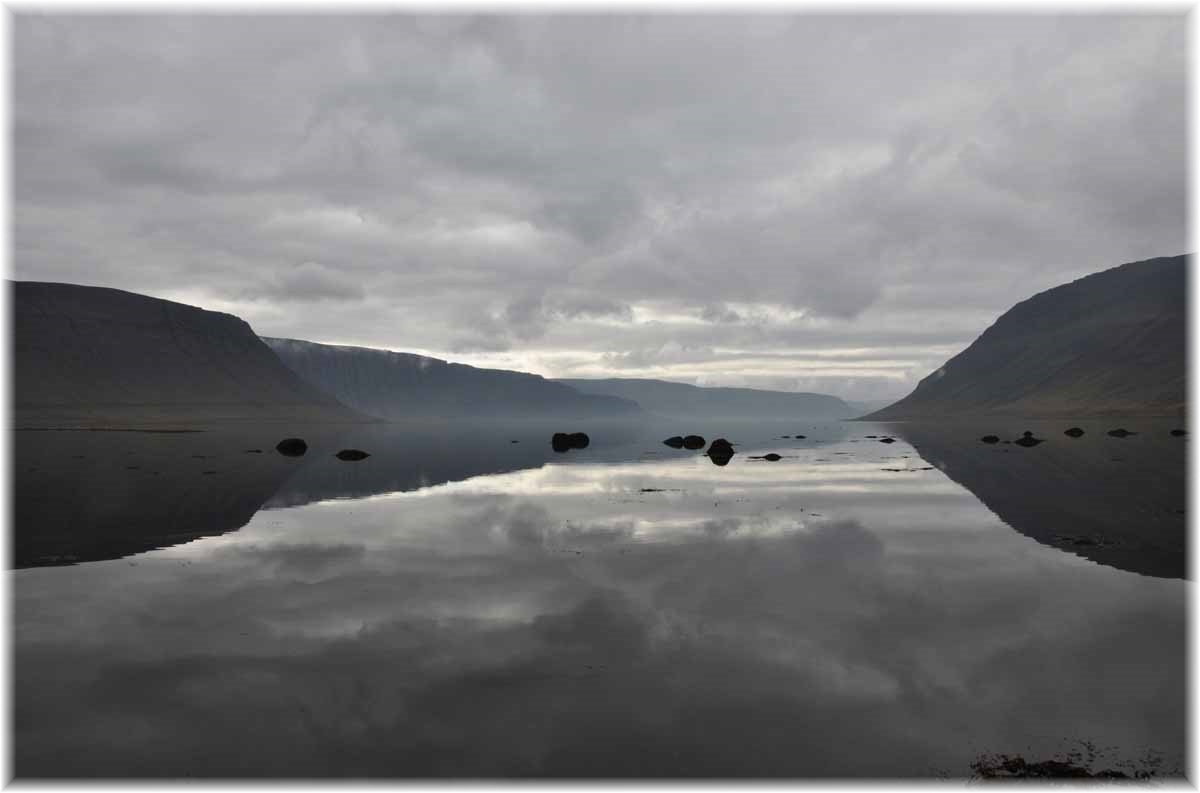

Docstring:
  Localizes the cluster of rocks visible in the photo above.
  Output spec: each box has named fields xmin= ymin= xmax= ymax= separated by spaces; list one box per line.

xmin=274 ymin=438 xmax=369 ymax=461
xmin=977 ymin=426 xmax=1187 ymax=446
xmin=661 ymin=434 xmax=736 ymax=465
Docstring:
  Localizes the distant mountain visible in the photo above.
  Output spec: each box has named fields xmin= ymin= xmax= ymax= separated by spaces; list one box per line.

xmin=866 ymin=255 xmax=1187 ymax=420
xmin=263 ymin=338 xmax=642 ymax=420
xmin=846 ymin=399 xmax=895 ymax=416
xmin=553 ymin=378 xmax=855 ymax=420
xmin=13 ymin=281 xmax=363 ymax=427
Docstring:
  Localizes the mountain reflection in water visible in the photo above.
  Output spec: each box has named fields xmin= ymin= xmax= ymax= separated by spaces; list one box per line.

xmin=12 ymin=419 xmax=1185 ymax=778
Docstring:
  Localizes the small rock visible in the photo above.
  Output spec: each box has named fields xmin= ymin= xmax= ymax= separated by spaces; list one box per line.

xmin=879 ymin=437 xmax=896 ymax=444
xmin=706 ymin=437 xmax=735 ymax=466
xmin=663 ymin=436 xmax=685 ymax=448
xmin=1014 ymin=431 xmax=1042 ymax=448
xmin=1107 ymin=428 xmax=1136 ymax=438
xmin=1063 ymin=427 xmax=1085 ymax=438
xmin=682 ymin=435 xmax=706 ymax=450
xmin=244 ymin=449 xmax=263 ymax=454
xmin=552 ymin=432 xmax=590 ymax=452
xmin=1170 ymin=428 xmax=1187 ymax=437
xmin=794 ymin=434 xmax=807 ymax=439
xmin=750 ymin=453 xmax=783 ymax=461
xmin=275 ymin=438 xmax=308 ymax=456
xmin=980 ymin=435 xmax=1000 ymax=444
xmin=335 ymin=449 xmax=370 ymax=461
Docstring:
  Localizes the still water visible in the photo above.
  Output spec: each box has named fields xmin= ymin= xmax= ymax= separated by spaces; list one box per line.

xmin=12 ymin=419 xmax=1187 ymax=778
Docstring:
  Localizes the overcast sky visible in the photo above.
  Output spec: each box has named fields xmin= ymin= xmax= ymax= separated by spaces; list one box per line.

xmin=13 ymin=13 xmax=1187 ymax=401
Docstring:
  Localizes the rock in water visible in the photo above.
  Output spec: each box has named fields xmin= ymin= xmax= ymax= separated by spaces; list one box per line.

xmin=1014 ymin=431 xmax=1043 ymax=448
xmin=663 ymin=436 xmax=685 ymax=448
xmin=682 ymin=435 xmax=706 ymax=450
xmin=275 ymin=438 xmax=308 ymax=457
xmin=751 ymin=453 xmax=782 ymax=461
xmin=706 ymin=438 xmax=735 ymax=465
xmin=335 ymin=449 xmax=370 ymax=461
xmin=552 ymin=432 xmax=590 ymax=452
xmin=794 ymin=434 xmax=807 ymax=439
xmin=1106 ymin=428 xmax=1136 ymax=438
xmin=1063 ymin=427 xmax=1085 ymax=438
xmin=879 ymin=437 xmax=896 ymax=444
xmin=980 ymin=435 xmax=1000 ymax=444
xmin=1170 ymin=428 xmax=1187 ymax=437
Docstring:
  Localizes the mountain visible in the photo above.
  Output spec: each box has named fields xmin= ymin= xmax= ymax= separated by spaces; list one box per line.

xmin=13 ymin=281 xmax=364 ymax=427
xmin=865 ymin=254 xmax=1187 ymax=420
xmin=553 ymin=378 xmax=855 ymax=420
xmin=262 ymin=337 xmax=642 ymax=420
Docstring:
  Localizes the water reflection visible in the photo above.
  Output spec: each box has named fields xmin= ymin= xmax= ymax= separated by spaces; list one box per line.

xmin=887 ymin=419 xmax=1187 ymax=579
xmin=12 ymin=420 xmax=1186 ymax=777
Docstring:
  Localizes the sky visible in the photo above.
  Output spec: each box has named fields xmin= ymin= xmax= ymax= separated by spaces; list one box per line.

xmin=12 ymin=13 xmax=1187 ymax=402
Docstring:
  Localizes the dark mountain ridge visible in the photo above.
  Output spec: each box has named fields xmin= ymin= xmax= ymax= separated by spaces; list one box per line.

xmin=554 ymin=377 xmax=855 ymax=420
xmin=13 ymin=281 xmax=364 ymax=427
xmin=263 ymin=337 xmax=642 ymax=420
xmin=866 ymin=254 xmax=1187 ymax=419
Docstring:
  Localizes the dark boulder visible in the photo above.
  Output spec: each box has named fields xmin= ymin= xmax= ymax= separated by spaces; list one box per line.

xmin=552 ymin=432 xmax=590 ymax=452
xmin=706 ymin=438 xmax=735 ymax=466
xmin=1063 ymin=427 xmax=1085 ymax=438
xmin=1171 ymin=428 xmax=1188 ymax=437
xmin=794 ymin=434 xmax=806 ymax=439
xmin=682 ymin=435 xmax=706 ymax=450
xmin=980 ymin=435 xmax=1000 ymax=444
xmin=275 ymin=438 xmax=308 ymax=457
xmin=663 ymin=436 xmax=685 ymax=448
xmin=1106 ymin=428 xmax=1136 ymax=438
xmin=879 ymin=437 xmax=896 ymax=444
xmin=707 ymin=449 xmax=734 ymax=466
xmin=335 ymin=449 xmax=370 ymax=461
xmin=705 ymin=439 xmax=734 ymax=463
xmin=1014 ymin=431 xmax=1043 ymax=448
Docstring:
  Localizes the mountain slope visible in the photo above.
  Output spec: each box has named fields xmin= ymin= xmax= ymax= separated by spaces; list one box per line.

xmin=13 ymin=281 xmax=364 ymax=427
xmin=554 ymin=377 xmax=855 ymax=420
xmin=263 ymin=338 xmax=642 ymax=420
xmin=866 ymin=254 xmax=1187 ymax=419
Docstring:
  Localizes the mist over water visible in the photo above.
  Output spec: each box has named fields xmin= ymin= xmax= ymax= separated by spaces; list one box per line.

xmin=12 ymin=419 xmax=1186 ymax=777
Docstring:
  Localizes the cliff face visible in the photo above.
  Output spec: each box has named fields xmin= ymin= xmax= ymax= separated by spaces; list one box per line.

xmin=262 ymin=338 xmax=642 ymax=420
xmin=13 ymin=281 xmax=363 ymax=427
xmin=554 ymin=378 xmax=855 ymax=420
xmin=867 ymin=255 xmax=1188 ymax=420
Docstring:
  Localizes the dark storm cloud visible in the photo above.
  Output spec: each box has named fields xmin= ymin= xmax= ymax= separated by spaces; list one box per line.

xmin=11 ymin=13 xmax=1186 ymax=400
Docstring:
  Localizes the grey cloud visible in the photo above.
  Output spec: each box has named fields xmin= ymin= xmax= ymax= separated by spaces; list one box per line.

xmin=11 ymin=13 xmax=1187 ymax=401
